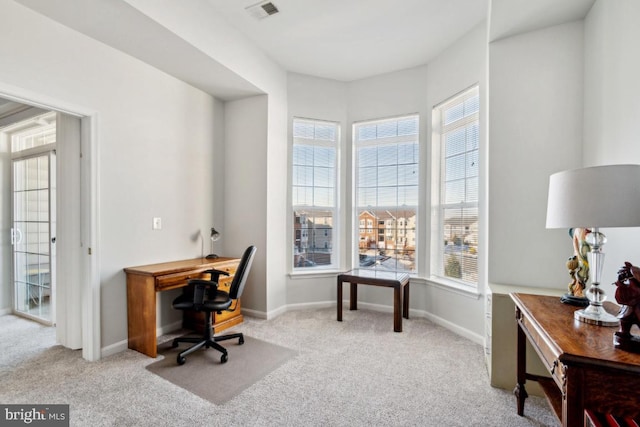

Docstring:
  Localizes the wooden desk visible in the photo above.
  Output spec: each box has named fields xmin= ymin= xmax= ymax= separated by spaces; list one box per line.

xmin=511 ymin=293 xmax=640 ymax=427
xmin=124 ymin=257 xmax=240 ymax=357
xmin=337 ymin=269 xmax=410 ymax=332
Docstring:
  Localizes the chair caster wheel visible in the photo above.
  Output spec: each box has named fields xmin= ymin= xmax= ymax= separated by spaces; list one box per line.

xmin=171 ymin=340 xmax=179 ymax=348
xmin=177 ymin=355 xmax=186 ymax=365
xmin=220 ymin=353 xmax=228 ymax=364
xmin=239 ymin=336 xmax=244 ymax=345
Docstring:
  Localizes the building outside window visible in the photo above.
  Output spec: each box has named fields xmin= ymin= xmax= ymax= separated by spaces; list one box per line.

xmin=354 ymin=115 xmax=418 ymax=272
xmin=432 ymin=86 xmax=479 ymax=286
xmin=292 ymin=118 xmax=339 ymax=269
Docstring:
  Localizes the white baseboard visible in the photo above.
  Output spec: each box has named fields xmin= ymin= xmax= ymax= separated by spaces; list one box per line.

xmin=101 ymin=320 xmax=183 ymax=359
xmin=263 ymin=300 xmax=484 ymax=345
xmin=0 ymin=307 xmax=12 ymax=316
xmin=158 ymin=320 xmax=182 ymax=336
xmin=105 ymin=302 xmax=483 ymax=358
xmin=101 ymin=339 xmax=128 ymax=358
xmin=409 ymin=307 xmax=484 ymax=345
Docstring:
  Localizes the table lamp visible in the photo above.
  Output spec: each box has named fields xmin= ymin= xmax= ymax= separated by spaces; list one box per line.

xmin=206 ymin=227 xmax=221 ymax=259
xmin=546 ymin=164 xmax=640 ymax=326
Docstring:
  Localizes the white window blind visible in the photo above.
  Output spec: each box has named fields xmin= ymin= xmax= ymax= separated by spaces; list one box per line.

xmin=434 ymin=87 xmax=479 ymax=285
xmin=292 ymin=118 xmax=339 ymax=270
xmin=354 ymin=115 xmax=418 ymax=272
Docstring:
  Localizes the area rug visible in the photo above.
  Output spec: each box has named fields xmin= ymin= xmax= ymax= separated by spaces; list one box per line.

xmin=146 ymin=335 xmax=297 ymax=405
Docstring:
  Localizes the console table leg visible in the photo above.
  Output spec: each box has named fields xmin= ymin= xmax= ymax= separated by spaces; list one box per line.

xmin=393 ymin=286 xmax=402 ymax=332
xmin=515 ymin=307 xmax=528 ymax=416
xmin=403 ymin=283 xmax=410 ymax=319
xmin=350 ymin=282 xmax=358 ymax=310
xmin=514 ymin=383 xmax=528 ymax=416
xmin=337 ymin=279 xmax=343 ymax=321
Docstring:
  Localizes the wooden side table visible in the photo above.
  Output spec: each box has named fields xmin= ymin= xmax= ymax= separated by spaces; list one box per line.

xmin=337 ymin=269 xmax=410 ymax=332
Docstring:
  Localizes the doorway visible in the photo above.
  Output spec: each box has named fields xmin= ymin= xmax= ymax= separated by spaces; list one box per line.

xmin=0 ymin=91 xmax=100 ymax=361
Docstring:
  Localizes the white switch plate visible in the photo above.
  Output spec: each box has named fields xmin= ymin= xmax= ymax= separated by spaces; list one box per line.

xmin=152 ymin=217 xmax=162 ymax=230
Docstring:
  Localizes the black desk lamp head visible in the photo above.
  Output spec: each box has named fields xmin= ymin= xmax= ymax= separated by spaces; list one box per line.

xmin=206 ymin=227 xmax=221 ymax=259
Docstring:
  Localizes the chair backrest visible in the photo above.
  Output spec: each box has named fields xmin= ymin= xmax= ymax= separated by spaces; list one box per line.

xmin=229 ymin=246 xmax=257 ymax=300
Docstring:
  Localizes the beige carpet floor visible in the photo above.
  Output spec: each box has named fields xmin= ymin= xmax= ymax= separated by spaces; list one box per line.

xmin=0 ymin=308 xmax=558 ymax=426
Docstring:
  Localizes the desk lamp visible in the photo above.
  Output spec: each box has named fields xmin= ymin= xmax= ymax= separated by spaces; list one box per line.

xmin=546 ymin=164 xmax=640 ymax=326
xmin=206 ymin=227 xmax=221 ymax=259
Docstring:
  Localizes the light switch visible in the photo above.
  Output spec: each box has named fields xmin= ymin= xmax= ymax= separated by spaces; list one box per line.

xmin=152 ymin=217 xmax=162 ymax=230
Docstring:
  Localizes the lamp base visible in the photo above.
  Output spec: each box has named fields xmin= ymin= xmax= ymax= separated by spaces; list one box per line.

xmin=561 ymin=294 xmax=589 ymax=307
xmin=574 ymin=306 xmax=619 ymax=327
xmin=206 ymin=253 xmax=219 ymax=259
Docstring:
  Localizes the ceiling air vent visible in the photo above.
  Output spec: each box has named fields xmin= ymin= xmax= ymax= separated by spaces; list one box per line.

xmin=246 ymin=1 xmax=280 ymax=20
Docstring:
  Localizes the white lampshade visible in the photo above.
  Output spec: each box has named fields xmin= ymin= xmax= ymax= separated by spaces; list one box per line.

xmin=546 ymin=164 xmax=640 ymax=229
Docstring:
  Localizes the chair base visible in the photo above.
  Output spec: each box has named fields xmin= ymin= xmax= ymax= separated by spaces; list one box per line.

xmin=171 ymin=322 xmax=244 ymax=365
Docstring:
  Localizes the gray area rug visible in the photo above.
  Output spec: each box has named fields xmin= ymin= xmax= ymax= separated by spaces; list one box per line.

xmin=146 ymin=335 xmax=297 ymax=405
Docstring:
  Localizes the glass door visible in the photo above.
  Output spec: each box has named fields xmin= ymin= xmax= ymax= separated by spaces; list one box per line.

xmin=12 ymin=151 xmax=56 ymax=324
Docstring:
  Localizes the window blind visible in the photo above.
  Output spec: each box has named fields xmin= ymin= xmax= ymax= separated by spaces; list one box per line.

xmin=436 ymin=87 xmax=479 ymax=285
xmin=354 ymin=115 xmax=418 ymax=272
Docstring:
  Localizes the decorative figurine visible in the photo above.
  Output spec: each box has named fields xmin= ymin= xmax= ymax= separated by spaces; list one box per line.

xmin=613 ymin=261 xmax=640 ymax=353
xmin=561 ymin=228 xmax=590 ymax=306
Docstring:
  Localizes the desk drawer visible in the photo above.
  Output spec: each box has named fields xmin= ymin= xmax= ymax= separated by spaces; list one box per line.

xmin=156 ymin=271 xmax=204 ymax=291
xmin=156 ymin=264 xmax=236 ymax=291
xmin=521 ymin=316 xmax=560 ymax=378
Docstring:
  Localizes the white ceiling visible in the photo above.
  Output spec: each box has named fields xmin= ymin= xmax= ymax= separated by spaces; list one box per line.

xmin=489 ymin=0 xmax=595 ymax=42
xmin=208 ymin=0 xmax=489 ymax=82
xmin=13 ymin=0 xmax=596 ymax=99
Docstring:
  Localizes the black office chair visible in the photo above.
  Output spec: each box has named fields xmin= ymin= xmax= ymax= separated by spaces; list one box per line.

xmin=171 ymin=245 xmax=256 ymax=365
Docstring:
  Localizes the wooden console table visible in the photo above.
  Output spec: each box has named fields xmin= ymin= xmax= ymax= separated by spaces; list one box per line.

xmin=337 ymin=269 xmax=410 ymax=332
xmin=511 ymin=293 xmax=640 ymax=426
xmin=124 ymin=257 xmax=240 ymax=357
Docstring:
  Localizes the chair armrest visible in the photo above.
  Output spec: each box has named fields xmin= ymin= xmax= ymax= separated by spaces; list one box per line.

xmin=189 ymin=280 xmax=210 ymax=306
xmin=203 ymin=269 xmax=230 ymax=282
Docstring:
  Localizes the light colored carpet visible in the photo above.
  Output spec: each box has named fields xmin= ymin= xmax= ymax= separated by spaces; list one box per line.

xmin=147 ymin=336 xmax=298 ymax=404
xmin=0 ymin=309 xmax=558 ymax=426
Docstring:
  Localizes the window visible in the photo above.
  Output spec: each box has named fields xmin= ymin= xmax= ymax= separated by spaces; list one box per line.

xmin=292 ymin=118 xmax=339 ymax=270
xmin=432 ymin=86 xmax=479 ymax=285
xmin=354 ymin=115 xmax=418 ymax=272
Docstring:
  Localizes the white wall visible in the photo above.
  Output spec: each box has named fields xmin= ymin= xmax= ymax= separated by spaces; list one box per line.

xmin=0 ymin=1 xmax=225 ymax=348
xmin=583 ymin=0 xmax=640 ymax=282
xmin=488 ymin=21 xmax=585 ymax=288
xmin=286 ymin=73 xmax=348 ymax=306
xmin=224 ymin=95 xmax=268 ymax=312
xmin=423 ymin=21 xmax=487 ymax=337
xmin=124 ymin=0 xmax=290 ymax=317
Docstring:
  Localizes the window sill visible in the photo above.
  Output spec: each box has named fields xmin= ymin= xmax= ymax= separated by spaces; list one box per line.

xmin=411 ymin=276 xmax=482 ymax=299
xmin=288 ymin=269 xmax=342 ymax=280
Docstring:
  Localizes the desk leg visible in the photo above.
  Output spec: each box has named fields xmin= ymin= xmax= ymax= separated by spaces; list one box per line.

xmin=350 ymin=282 xmax=358 ymax=310
xmin=514 ymin=308 xmax=528 ymax=416
xmin=403 ymin=283 xmax=410 ymax=319
xmin=127 ymin=276 xmax=158 ymax=358
xmin=393 ymin=286 xmax=402 ymax=332
xmin=337 ymin=279 xmax=343 ymax=321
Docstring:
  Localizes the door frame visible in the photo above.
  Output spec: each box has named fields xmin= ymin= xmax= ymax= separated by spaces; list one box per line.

xmin=0 ymin=82 xmax=101 ymax=362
